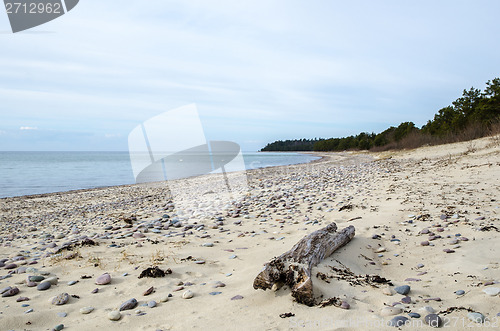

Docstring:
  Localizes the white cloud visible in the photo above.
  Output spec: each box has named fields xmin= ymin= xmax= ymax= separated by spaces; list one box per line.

xmin=19 ymin=126 xmax=38 ymax=130
xmin=0 ymin=130 xmax=6 ymax=135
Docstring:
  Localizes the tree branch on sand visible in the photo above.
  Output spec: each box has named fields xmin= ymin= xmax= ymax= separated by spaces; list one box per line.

xmin=253 ymin=223 xmax=355 ymax=306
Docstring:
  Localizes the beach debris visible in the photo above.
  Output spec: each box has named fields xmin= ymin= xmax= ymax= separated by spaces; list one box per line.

xmin=138 ymin=266 xmax=171 ymax=278
xmin=279 ymin=312 xmax=295 ymax=318
xmin=253 ymin=222 xmax=355 ymax=306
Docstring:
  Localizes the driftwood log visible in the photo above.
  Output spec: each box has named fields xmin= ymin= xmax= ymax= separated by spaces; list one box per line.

xmin=253 ymin=223 xmax=355 ymax=306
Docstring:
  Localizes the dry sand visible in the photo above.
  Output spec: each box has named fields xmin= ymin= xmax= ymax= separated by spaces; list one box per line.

xmin=0 ymin=135 xmax=499 ymax=330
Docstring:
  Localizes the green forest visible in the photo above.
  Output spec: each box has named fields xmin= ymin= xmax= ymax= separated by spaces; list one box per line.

xmin=261 ymin=77 xmax=500 ymax=152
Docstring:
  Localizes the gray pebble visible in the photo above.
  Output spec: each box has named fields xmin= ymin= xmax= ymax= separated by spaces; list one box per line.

xmin=455 ymin=290 xmax=465 ymax=296
xmin=148 ymin=301 xmax=157 ymax=308
xmin=394 ymin=285 xmax=410 ymax=295
xmin=467 ymin=312 xmax=485 ymax=323
xmin=37 ymin=281 xmax=51 ymax=291
xmin=51 ymin=293 xmax=69 ymax=305
xmin=408 ymin=312 xmax=420 ymax=318
xmin=389 ymin=316 xmax=409 ymax=327
xmin=425 ymin=314 xmax=443 ymax=328
xmin=119 ymin=298 xmax=138 ymax=311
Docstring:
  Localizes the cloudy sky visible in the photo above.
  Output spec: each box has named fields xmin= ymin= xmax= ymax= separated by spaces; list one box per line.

xmin=1 ymin=0 xmax=499 ymax=151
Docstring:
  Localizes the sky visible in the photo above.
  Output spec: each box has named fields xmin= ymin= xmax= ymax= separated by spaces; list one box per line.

xmin=0 ymin=0 xmax=499 ymax=151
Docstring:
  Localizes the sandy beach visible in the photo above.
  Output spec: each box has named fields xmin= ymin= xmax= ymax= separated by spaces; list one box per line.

xmin=1 ymin=135 xmax=499 ymax=331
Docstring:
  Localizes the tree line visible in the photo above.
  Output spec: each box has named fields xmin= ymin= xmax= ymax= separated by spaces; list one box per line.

xmin=261 ymin=77 xmax=500 ymax=152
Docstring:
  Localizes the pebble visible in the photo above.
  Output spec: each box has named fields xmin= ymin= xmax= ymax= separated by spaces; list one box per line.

xmin=143 ymin=286 xmax=154 ymax=296
xmin=408 ymin=312 xmax=420 ymax=318
xmin=16 ymin=296 xmax=29 ymax=302
xmin=424 ymin=314 xmax=442 ymax=327
xmin=4 ymin=263 xmax=18 ymax=270
xmin=228 ymin=255 xmax=237 ymax=259
xmin=421 ymin=241 xmax=429 ymax=246
xmin=29 ymin=275 xmax=45 ymax=282
xmin=401 ymin=296 xmax=412 ymax=304
xmin=394 ymin=285 xmax=410 ymax=295
xmin=202 ymin=243 xmax=214 ymax=247
xmin=1 ymin=287 xmax=19 ymax=297
xmin=382 ymin=287 xmax=395 ymax=296
xmin=57 ymin=312 xmax=67 ymax=317
xmin=51 ymin=293 xmax=69 ymax=305
xmin=159 ymin=296 xmax=169 ymax=303
xmin=120 ymin=298 xmax=138 ymax=311
xmin=467 ymin=312 xmax=485 ymax=323
xmin=389 ymin=316 xmax=409 ymax=327
xmin=80 ymin=307 xmax=94 ymax=314
xmin=67 ymin=280 xmax=78 ymax=286
xmin=340 ymin=301 xmax=350 ymax=309
xmin=209 ymin=291 xmax=222 ymax=295
xmin=443 ymin=248 xmax=455 ymax=253
xmin=420 ymin=306 xmax=435 ymax=314
xmin=455 ymin=290 xmax=465 ymax=296
xmin=375 ymin=247 xmax=386 ymax=253
xmin=148 ymin=300 xmax=157 ymax=308
xmin=95 ymin=273 xmax=111 ymax=285
xmin=91 ymin=288 xmax=99 ymax=294
xmin=380 ymin=307 xmax=403 ymax=316
xmin=231 ymin=295 xmax=244 ymax=300
xmin=25 ymin=308 xmax=34 ymax=313
xmin=53 ymin=324 xmax=64 ymax=331
xmin=108 ymin=311 xmax=121 ymax=321
xmin=482 ymin=287 xmax=500 ymax=296
xmin=182 ymin=290 xmax=194 ymax=299
xmin=45 ymin=276 xmax=58 ymax=285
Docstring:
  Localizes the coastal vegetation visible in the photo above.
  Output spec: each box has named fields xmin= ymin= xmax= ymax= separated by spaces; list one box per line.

xmin=261 ymin=77 xmax=500 ymax=152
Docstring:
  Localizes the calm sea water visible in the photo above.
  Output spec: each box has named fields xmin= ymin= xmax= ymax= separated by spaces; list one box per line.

xmin=0 ymin=152 xmax=320 ymax=198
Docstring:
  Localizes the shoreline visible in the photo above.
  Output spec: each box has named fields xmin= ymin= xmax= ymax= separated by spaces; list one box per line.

xmin=0 ymin=135 xmax=499 ymax=330
xmin=0 ymin=152 xmax=324 ymax=201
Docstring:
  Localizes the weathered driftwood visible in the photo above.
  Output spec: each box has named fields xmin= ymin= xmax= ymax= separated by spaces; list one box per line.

xmin=253 ymin=223 xmax=355 ymax=306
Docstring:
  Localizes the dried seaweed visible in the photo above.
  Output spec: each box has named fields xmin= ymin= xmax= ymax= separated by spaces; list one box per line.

xmin=138 ymin=266 xmax=172 ymax=278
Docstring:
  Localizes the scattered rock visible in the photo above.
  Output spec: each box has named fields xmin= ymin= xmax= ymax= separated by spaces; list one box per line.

xmin=467 ymin=312 xmax=485 ymax=323
xmin=119 ymin=298 xmax=138 ymax=311
xmin=182 ymin=290 xmax=194 ymax=299
xmin=95 ymin=273 xmax=111 ymax=285
xmin=143 ymin=286 xmax=154 ymax=296
xmin=482 ymin=287 xmax=500 ymax=296
xmin=394 ymin=285 xmax=411 ymax=295
xmin=51 ymin=293 xmax=69 ymax=305
xmin=425 ymin=314 xmax=443 ymax=328
xmin=455 ymin=290 xmax=465 ymax=296
xmin=37 ymin=281 xmax=51 ymax=291
xmin=1 ymin=287 xmax=19 ymax=297
xmin=80 ymin=307 xmax=94 ymax=314
xmin=148 ymin=300 xmax=157 ymax=308
xmin=389 ymin=316 xmax=409 ymax=327
xmin=108 ymin=311 xmax=121 ymax=321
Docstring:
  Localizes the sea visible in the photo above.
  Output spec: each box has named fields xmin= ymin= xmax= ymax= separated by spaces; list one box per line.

xmin=0 ymin=152 xmax=320 ymax=198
